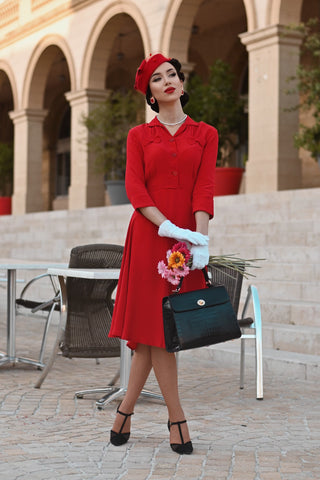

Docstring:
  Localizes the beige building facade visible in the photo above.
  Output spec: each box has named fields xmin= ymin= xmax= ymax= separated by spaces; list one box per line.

xmin=0 ymin=0 xmax=319 ymax=214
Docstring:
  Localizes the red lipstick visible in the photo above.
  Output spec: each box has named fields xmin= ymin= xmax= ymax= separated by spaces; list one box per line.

xmin=165 ymin=87 xmax=175 ymax=93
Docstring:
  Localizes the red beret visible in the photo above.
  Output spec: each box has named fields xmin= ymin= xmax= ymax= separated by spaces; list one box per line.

xmin=134 ymin=53 xmax=171 ymax=95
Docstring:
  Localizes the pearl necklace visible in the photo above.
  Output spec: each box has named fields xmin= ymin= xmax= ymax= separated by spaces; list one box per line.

xmin=157 ymin=114 xmax=187 ymax=126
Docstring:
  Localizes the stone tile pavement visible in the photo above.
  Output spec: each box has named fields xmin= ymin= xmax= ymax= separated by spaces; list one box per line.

xmin=0 ymin=313 xmax=319 ymax=480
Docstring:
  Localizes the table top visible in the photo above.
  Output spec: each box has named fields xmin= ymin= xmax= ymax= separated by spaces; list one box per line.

xmin=47 ymin=267 xmax=120 ymax=280
xmin=0 ymin=259 xmax=68 ymax=270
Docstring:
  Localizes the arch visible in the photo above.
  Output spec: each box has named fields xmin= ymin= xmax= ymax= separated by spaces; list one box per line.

xmin=242 ymin=0 xmax=257 ymax=31
xmin=162 ymin=0 xmax=256 ymax=59
xmin=0 ymin=60 xmax=18 ymax=110
xmin=268 ymin=0 xmax=304 ymax=26
xmin=22 ymin=34 xmax=76 ymax=109
xmin=161 ymin=0 xmax=202 ymax=61
xmin=161 ymin=0 xmax=249 ymax=78
xmin=81 ymin=0 xmax=151 ymax=89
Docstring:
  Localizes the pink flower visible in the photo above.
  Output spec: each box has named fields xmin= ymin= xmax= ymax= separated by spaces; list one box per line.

xmin=157 ymin=261 xmax=169 ymax=279
xmin=158 ymin=242 xmax=191 ymax=286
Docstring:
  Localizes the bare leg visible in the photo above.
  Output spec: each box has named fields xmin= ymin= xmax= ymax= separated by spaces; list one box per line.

xmin=111 ymin=344 xmax=191 ymax=448
xmin=151 ymin=346 xmax=191 ymax=445
xmin=111 ymin=343 xmax=152 ymax=434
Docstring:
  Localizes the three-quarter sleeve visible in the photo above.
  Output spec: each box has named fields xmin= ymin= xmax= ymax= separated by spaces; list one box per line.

xmin=125 ymin=127 xmax=156 ymax=210
xmin=192 ymin=125 xmax=218 ymax=219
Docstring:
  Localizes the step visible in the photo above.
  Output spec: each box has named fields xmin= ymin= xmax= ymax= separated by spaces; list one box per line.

xmin=251 ymin=279 xmax=319 ymax=303
xmin=252 ymin=262 xmax=320 ymax=283
xmin=260 ymin=300 xmax=320 ymax=327
xmin=214 ymin=188 xmax=320 ymax=224
xmin=212 ymin=219 xmax=320 ymax=237
xmin=212 ymin=228 xmax=320 ymax=248
xmin=262 ymin=323 xmax=320 ymax=356
xmin=182 ymin=340 xmax=320 ymax=382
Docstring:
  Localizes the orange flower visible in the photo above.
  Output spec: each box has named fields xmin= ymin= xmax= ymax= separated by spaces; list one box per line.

xmin=168 ymin=251 xmax=185 ymax=269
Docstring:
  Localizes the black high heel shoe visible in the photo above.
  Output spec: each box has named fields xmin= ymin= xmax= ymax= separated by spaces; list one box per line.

xmin=110 ymin=404 xmax=134 ymax=446
xmin=168 ymin=419 xmax=193 ymax=455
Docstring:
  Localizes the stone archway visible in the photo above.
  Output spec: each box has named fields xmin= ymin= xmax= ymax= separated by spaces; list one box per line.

xmin=161 ymin=0 xmax=248 ymax=169
xmin=295 ymin=0 xmax=320 ymax=188
xmin=0 ymin=61 xmax=18 ymax=111
xmin=22 ymin=35 xmax=75 ymax=109
xmin=242 ymin=0 xmax=257 ymax=31
xmin=11 ymin=36 xmax=75 ymax=213
xmin=162 ymin=0 xmax=256 ymax=63
xmin=0 ymin=63 xmax=16 ymax=203
xmin=81 ymin=2 xmax=149 ymax=90
xmin=240 ymin=0 xmax=307 ymax=193
xmin=161 ymin=0 xmax=202 ymax=63
xmin=268 ymin=0 xmax=304 ymax=26
xmin=0 ymin=66 xmax=15 ymax=147
xmin=67 ymin=4 xmax=147 ymax=210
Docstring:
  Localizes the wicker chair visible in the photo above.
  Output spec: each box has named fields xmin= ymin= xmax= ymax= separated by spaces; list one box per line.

xmin=35 ymin=244 xmax=123 ymax=389
xmin=207 ymin=263 xmax=263 ymax=400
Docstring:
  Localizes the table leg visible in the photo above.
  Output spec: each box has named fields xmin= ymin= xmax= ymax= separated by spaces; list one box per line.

xmin=94 ymin=340 xmax=163 ymax=409
xmin=7 ymin=268 xmax=16 ymax=360
xmin=0 ymin=268 xmax=46 ymax=369
xmin=0 ymin=269 xmax=16 ymax=365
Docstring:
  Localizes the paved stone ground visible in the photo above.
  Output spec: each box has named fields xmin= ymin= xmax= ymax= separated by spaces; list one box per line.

xmin=0 ymin=313 xmax=319 ymax=480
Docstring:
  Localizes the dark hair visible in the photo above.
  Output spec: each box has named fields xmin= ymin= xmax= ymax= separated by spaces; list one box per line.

xmin=146 ymin=58 xmax=189 ymax=113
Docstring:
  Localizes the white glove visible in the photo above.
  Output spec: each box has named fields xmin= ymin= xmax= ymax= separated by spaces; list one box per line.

xmin=190 ymin=244 xmax=209 ymax=270
xmin=158 ymin=220 xmax=208 ymax=246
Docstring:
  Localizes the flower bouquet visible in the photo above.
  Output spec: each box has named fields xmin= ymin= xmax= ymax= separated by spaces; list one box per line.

xmin=157 ymin=241 xmax=262 ymax=286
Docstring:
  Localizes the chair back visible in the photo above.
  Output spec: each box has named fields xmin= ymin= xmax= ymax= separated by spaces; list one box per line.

xmin=207 ymin=263 xmax=244 ymax=316
xmin=60 ymin=244 xmax=123 ymax=358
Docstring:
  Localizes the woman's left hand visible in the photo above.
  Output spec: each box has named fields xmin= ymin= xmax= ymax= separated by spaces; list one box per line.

xmin=190 ymin=244 xmax=209 ymax=270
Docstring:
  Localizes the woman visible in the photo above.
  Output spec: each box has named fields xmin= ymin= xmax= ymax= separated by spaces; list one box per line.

xmin=109 ymin=53 xmax=218 ymax=454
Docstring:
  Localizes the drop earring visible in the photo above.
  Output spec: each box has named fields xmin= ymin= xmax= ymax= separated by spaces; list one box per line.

xmin=150 ymin=96 xmax=155 ymax=104
xmin=181 ymin=89 xmax=184 ymax=96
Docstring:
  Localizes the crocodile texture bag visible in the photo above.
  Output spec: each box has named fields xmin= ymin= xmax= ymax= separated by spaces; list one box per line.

xmin=162 ymin=269 xmax=241 ymax=352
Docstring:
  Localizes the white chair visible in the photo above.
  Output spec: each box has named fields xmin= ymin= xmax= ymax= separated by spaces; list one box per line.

xmin=207 ymin=264 xmax=263 ymax=400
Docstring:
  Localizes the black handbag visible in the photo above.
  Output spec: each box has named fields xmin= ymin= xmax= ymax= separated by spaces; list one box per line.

xmin=162 ymin=268 xmax=241 ymax=352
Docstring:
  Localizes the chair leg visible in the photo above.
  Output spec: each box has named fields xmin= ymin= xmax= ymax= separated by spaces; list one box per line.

xmin=34 ymin=276 xmax=67 ymax=389
xmin=250 ymin=285 xmax=263 ymax=400
xmin=34 ymin=327 xmax=64 ymax=388
xmin=38 ymin=303 xmax=57 ymax=367
xmin=109 ymin=369 xmax=120 ymax=386
xmin=240 ymin=336 xmax=245 ymax=389
xmin=239 ymin=285 xmax=263 ymax=400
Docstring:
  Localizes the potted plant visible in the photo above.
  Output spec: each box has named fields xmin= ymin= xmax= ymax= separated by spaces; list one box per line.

xmin=0 ymin=142 xmax=13 ymax=215
xmin=185 ymin=59 xmax=246 ymax=195
xmin=83 ymin=89 xmax=144 ymax=204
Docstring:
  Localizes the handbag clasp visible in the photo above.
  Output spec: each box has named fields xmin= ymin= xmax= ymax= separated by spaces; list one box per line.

xmin=197 ymin=299 xmax=206 ymax=306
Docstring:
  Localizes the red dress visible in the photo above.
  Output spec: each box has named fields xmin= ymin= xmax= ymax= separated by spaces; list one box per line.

xmin=109 ymin=116 xmax=218 ymax=349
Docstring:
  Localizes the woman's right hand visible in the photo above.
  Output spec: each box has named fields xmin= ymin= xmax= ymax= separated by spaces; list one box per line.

xmin=158 ymin=220 xmax=208 ymax=245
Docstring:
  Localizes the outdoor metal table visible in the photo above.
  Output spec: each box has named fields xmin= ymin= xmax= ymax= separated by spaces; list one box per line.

xmin=0 ymin=259 xmax=68 ymax=368
xmin=35 ymin=267 xmax=163 ymax=408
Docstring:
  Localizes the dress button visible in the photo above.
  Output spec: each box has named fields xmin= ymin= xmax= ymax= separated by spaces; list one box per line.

xmin=172 ymin=153 xmax=177 ymax=157
xmin=169 ymin=138 xmax=175 ymax=142
xmin=171 ymin=171 xmax=178 ymax=176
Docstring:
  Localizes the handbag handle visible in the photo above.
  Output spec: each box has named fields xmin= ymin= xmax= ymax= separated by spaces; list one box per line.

xmin=174 ymin=267 xmax=212 ymax=293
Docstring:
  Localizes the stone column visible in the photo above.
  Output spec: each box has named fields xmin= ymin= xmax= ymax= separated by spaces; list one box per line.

xmin=65 ymin=89 xmax=107 ymax=210
xmin=240 ymin=25 xmax=302 ymax=192
xmin=181 ymin=61 xmax=195 ymax=84
xmin=9 ymin=109 xmax=47 ymax=214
